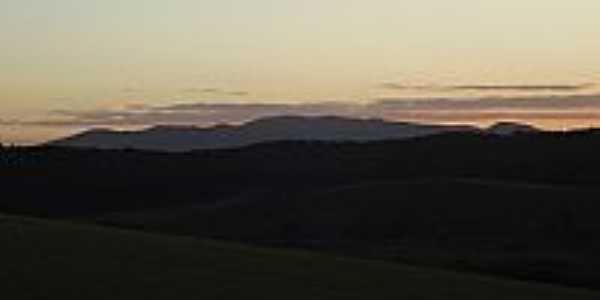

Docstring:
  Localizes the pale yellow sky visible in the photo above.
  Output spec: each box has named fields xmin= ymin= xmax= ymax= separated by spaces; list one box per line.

xmin=1 ymin=0 xmax=600 ymax=143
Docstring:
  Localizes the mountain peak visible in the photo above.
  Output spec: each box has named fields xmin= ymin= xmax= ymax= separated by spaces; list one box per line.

xmin=487 ymin=122 xmax=540 ymax=136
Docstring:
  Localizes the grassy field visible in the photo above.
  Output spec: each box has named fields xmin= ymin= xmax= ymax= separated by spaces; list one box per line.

xmin=1 ymin=214 xmax=599 ymax=300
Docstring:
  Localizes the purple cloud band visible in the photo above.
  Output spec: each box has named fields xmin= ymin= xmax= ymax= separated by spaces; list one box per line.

xmin=5 ymin=94 xmax=600 ymax=127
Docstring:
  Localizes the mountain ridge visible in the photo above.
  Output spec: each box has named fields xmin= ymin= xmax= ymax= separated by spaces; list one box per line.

xmin=49 ymin=115 xmax=480 ymax=152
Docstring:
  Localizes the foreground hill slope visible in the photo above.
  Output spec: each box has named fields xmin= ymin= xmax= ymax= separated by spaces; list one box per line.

xmin=1 ymin=214 xmax=598 ymax=300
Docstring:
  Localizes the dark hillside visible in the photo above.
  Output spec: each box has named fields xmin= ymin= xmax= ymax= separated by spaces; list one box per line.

xmin=3 ymin=131 xmax=600 ymax=217
xmin=103 ymin=178 xmax=600 ymax=288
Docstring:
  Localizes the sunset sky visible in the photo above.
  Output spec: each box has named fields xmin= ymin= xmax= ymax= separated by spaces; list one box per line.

xmin=2 ymin=0 xmax=600 ymax=143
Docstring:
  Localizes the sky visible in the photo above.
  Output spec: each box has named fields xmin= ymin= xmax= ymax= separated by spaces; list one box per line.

xmin=2 ymin=0 xmax=600 ymax=144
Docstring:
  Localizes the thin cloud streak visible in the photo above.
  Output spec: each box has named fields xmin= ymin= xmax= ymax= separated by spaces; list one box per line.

xmin=453 ymin=84 xmax=593 ymax=91
xmin=381 ymin=83 xmax=594 ymax=92
xmin=180 ymin=88 xmax=250 ymax=97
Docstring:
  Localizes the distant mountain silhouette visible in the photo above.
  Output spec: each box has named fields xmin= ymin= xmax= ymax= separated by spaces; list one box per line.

xmin=49 ymin=116 xmax=477 ymax=151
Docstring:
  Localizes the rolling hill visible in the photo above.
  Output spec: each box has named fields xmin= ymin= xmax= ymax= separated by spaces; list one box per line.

xmin=102 ymin=178 xmax=600 ymax=288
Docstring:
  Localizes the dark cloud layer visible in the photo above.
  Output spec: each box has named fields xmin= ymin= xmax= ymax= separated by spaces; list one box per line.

xmin=8 ymin=94 xmax=594 ymax=127
xmin=374 ymin=94 xmax=600 ymax=110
